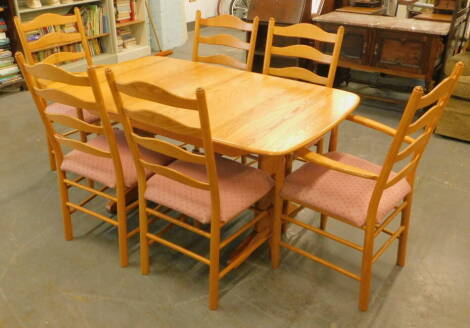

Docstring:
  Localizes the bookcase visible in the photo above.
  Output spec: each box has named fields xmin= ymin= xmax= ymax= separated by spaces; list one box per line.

xmin=1 ymin=0 xmax=23 ymax=90
xmin=10 ymin=0 xmax=150 ymax=71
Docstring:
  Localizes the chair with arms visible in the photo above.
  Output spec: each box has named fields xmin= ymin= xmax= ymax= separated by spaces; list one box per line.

xmin=263 ymin=18 xmax=344 ymax=154
xmin=16 ymin=52 xmax=173 ymax=267
xmin=14 ymin=8 xmax=98 ymax=170
xmin=271 ymin=62 xmax=464 ymax=311
xmin=105 ymin=68 xmax=274 ymax=310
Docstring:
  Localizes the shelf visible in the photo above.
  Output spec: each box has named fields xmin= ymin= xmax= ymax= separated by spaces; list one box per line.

xmin=116 ymin=19 xmax=144 ymax=28
xmin=87 ymin=33 xmax=110 ymax=40
xmin=0 ymin=78 xmax=24 ymax=89
xmin=18 ymin=0 xmax=101 ymax=14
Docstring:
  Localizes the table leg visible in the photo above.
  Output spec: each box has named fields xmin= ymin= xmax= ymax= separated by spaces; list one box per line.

xmin=227 ymin=155 xmax=285 ymax=265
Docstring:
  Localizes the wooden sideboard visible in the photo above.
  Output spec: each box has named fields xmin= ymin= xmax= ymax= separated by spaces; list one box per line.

xmin=313 ymin=12 xmax=451 ymax=89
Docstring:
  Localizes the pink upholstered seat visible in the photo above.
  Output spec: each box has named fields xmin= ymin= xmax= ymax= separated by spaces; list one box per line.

xmin=46 ymin=103 xmax=99 ymax=123
xmin=61 ymin=130 xmax=174 ymax=188
xmin=145 ymin=157 xmax=274 ymax=224
xmin=281 ymin=152 xmax=412 ymax=227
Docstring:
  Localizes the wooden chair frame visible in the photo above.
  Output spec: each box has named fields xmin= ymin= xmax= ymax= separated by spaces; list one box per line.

xmin=271 ymin=62 xmax=464 ymax=311
xmin=263 ymin=18 xmax=344 ymax=153
xmin=14 ymin=8 xmax=93 ymax=66
xmin=14 ymin=8 xmax=94 ymax=171
xmin=16 ymin=52 xmax=138 ymax=268
xmin=192 ymin=10 xmax=259 ymax=72
xmin=106 ymin=69 xmax=271 ymax=310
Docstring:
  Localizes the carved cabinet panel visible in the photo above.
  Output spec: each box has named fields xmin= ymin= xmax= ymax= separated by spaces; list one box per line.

xmin=371 ymin=31 xmax=430 ymax=75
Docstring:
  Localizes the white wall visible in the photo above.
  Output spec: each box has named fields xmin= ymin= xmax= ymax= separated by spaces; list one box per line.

xmin=184 ymin=0 xmax=218 ymax=22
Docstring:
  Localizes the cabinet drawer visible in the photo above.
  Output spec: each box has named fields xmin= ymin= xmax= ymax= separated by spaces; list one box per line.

xmin=317 ymin=23 xmax=369 ymax=65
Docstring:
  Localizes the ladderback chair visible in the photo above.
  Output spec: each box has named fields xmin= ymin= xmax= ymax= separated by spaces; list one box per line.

xmin=271 ymin=62 xmax=464 ymax=311
xmin=263 ymin=18 xmax=344 ymax=153
xmin=106 ymin=68 xmax=274 ymax=310
xmin=14 ymin=8 xmax=98 ymax=170
xmin=193 ymin=10 xmax=259 ymax=72
xmin=16 ymin=52 xmax=173 ymax=267
xmin=14 ymin=8 xmax=92 ymax=66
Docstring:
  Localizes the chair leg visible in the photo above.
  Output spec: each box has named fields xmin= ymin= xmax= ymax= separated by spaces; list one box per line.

xmin=271 ymin=196 xmax=283 ymax=269
xmin=359 ymin=229 xmax=375 ymax=311
xmin=139 ymin=198 xmax=150 ymax=275
xmin=117 ymin=190 xmax=128 ymax=268
xmin=328 ymin=127 xmax=339 ymax=152
xmin=397 ymin=195 xmax=412 ymax=267
xmin=46 ymin=138 xmax=56 ymax=171
xmin=320 ymin=214 xmax=328 ymax=230
xmin=316 ymin=138 xmax=324 ymax=154
xmin=208 ymin=222 xmax=221 ymax=310
xmin=57 ymin=170 xmax=73 ymax=240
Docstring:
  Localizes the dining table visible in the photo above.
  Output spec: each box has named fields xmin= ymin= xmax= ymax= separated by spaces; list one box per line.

xmin=53 ymin=55 xmax=361 ymax=257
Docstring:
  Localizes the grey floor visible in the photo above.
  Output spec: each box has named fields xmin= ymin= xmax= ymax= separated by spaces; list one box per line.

xmin=1 ymin=29 xmax=469 ymax=328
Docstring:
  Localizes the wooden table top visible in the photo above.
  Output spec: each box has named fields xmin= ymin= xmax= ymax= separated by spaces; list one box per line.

xmin=57 ymin=56 xmax=360 ymax=156
xmin=335 ymin=6 xmax=385 ymax=15
xmin=313 ymin=11 xmax=451 ymax=36
xmin=413 ymin=13 xmax=453 ymax=23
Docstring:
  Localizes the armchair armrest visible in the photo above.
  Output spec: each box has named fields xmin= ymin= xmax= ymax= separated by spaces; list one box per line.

xmin=347 ymin=114 xmax=415 ymax=144
xmin=295 ymin=148 xmax=379 ymax=180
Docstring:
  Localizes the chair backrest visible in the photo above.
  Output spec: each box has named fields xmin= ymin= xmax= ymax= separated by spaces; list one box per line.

xmin=14 ymin=8 xmax=93 ymax=66
xmin=366 ymin=62 xmax=465 ymax=227
xmin=105 ymin=68 xmax=222 ymax=222
xmin=15 ymin=51 xmax=125 ymax=188
xmin=192 ymin=10 xmax=259 ymax=71
xmin=263 ymin=18 xmax=344 ymax=88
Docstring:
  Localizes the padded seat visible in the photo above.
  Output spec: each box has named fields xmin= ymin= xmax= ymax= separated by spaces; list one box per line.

xmin=281 ymin=152 xmax=411 ymax=227
xmin=46 ymin=103 xmax=99 ymax=123
xmin=145 ymin=157 xmax=274 ymax=224
xmin=61 ymin=130 xmax=173 ymax=188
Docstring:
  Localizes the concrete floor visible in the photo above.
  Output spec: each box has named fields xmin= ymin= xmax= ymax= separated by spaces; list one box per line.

xmin=1 ymin=29 xmax=469 ymax=328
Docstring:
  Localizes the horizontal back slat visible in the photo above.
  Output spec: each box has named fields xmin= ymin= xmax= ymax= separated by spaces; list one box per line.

xmin=269 ymin=66 xmax=328 ymax=85
xmin=417 ymin=77 xmax=453 ymax=109
xmin=47 ymin=113 xmax=103 ymax=135
xmin=26 ymin=63 xmax=90 ymax=86
xmin=274 ymin=23 xmax=337 ymax=43
xmin=394 ymin=132 xmax=429 ymax=163
xmin=56 ymin=135 xmax=112 ymax=158
xmin=385 ymin=157 xmax=419 ymax=188
xmin=200 ymin=14 xmax=253 ymax=31
xmin=141 ymin=160 xmax=210 ymax=190
xmin=42 ymin=52 xmax=86 ymax=65
xmin=29 ymin=32 xmax=83 ymax=52
xmin=21 ymin=13 xmax=77 ymax=32
xmin=199 ymin=34 xmax=250 ymax=50
xmin=126 ymin=108 xmax=201 ymax=137
xmin=116 ymin=81 xmax=199 ymax=110
xmin=35 ymin=88 xmax=98 ymax=112
xmin=133 ymin=133 xmax=206 ymax=165
xmin=198 ymin=54 xmax=247 ymax=70
xmin=272 ymin=44 xmax=333 ymax=64
xmin=407 ymin=102 xmax=441 ymax=134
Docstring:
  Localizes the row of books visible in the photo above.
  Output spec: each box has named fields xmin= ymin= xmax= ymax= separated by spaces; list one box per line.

xmin=0 ymin=16 xmax=22 ymax=87
xmin=30 ymin=39 xmax=104 ymax=62
xmin=80 ymin=5 xmax=109 ymax=36
xmin=116 ymin=26 xmax=136 ymax=51
xmin=25 ymin=5 xmax=108 ymax=62
xmin=0 ymin=49 xmax=22 ymax=87
xmin=114 ymin=0 xmax=135 ymax=23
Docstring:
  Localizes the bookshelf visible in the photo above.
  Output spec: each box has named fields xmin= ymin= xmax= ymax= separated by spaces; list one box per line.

xmin=10 ymin=0 xmax=150 ymax=71
xmin=1 ymin=0 xmax=23 ymax=90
